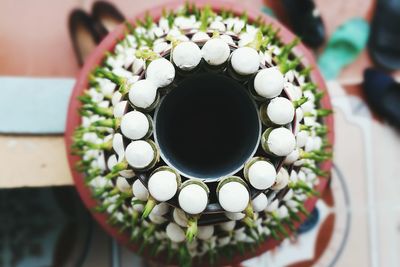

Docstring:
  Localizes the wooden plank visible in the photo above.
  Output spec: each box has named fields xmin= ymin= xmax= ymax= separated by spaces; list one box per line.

xmin=0 ymin=135 xmax=73 ymax=188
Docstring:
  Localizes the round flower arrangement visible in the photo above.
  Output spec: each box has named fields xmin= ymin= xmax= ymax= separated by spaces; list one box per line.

xmin=67 ymin=2 xmax=333 ymax=266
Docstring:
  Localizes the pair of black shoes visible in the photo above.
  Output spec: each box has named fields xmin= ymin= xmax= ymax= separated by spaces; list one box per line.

xmin=281 ymin=0 xmax=400 ymax=129
xmin=363 ymin=68 xmax=400 ymax=130
xmin=281 ymin=0 xmax=325 ymax=49
xmin=68 ymin=1 xmax=125 ymax=66
xmin=364 ymin=1 xmax=400 ymax=130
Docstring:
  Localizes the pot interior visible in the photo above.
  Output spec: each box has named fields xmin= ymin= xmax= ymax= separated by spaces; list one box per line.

xmin=154 ymin=72 xmax=260 ymax=181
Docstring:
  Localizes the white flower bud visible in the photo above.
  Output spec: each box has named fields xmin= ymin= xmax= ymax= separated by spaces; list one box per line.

xmin=120 ymin=111 xmax=149 ymax=140
xmin=128 ymin=79 xmax=157 ymax=109
xmin=231 ymin=47 xmax=259 ymax=75
xmin=254 ymin=67 xmax=284 ymax=98
xmin=172 ymin=41 xmax=202 ymax=70
xmin=146 ymin=58 xmax=175 ymax=87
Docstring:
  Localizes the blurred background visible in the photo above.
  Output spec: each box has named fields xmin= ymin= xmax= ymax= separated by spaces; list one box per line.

xmin=1 ymin=0 xmax=400 ymax=266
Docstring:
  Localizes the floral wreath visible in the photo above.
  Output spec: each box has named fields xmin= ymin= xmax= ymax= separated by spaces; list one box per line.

xmin=72 ymin=3 xmax=332 ymax=266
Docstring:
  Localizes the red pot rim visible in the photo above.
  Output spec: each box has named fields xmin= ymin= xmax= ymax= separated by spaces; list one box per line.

xmin=64 ymin=1 xmax=334 ymax=265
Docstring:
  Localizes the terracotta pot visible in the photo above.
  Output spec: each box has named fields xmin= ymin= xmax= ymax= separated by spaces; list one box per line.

xmin=64 ymin=0 xmax=334 ymax=265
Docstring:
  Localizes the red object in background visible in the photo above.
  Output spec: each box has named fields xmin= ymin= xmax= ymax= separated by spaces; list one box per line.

xmin=64 ymin=0 xmax=334 ymax=265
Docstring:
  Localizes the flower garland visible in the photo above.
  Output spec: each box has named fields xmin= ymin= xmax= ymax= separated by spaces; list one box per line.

xmin=72 ymin=3 xmax=332 ymax=266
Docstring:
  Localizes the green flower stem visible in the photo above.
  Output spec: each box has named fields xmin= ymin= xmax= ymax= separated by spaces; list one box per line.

xmin=81 ymin=104 xmax=113 ymax=117
xmin=266 ymin=212 xmax=290 ymax=238
xmin=130 ymin=226 xmax=141 ymax=241
xmin=279 ymin=38 xmax=300 ymax=58
xmin=240 ymin=11 xmax=248 ymax=24
xmin=270 ymin=228 xmax=279 ymax=240
xmin=131 ymin=198 xmax=145 ymax=206
xmin=109 ymin=187 xmax=120 ymax=196
xmin=75 ymin=159 xmax=91 ymax=172
xmin=190 ymin=3 xmax=200 ymax=18
xmin=142 ymin=195 xmax=156 ymax=219
xmin=186 ymin=215 xmax=199 ymax=242
xmin=149 ymin=242 xmax=161 ymax=256
xmin=92 ymin=118 xmax=121 ymax=129
xmin=322 ymin=137 xmax=332 ymax=149
xmin=86 ymin=168 xmax=102 ymax=180
xmin=300 ymin=66 xmax=312 ymax=77
xmin=72 ymin=138 xmax=112 ymax=151
xmin=131 ymin=209 xmax=139 ymax=227
xmin=79 ymin=110 xmax=91 ymax=117
xmin=139 ymin=223 xmax=156 ymax=254
xmin=107 ymin=216 xmax=118 ymax=226
xmin=208 ymin=245 xmax=219 ymax=266
xmin=284 ymin=218 xmax=296 ymax=231
xmin=74 ymin=126 xmax=110 ymax=135
xmin=298 ymin=204 xmax=310 ymax=217
xmin=304 ymin=109 xmax=333 ymax=118
xmin=301 ymin=82 xmax=318 ymax=92
xmin=124 ymin=22 xmax=142 ymax=45
xmin=247 ymin=228 xmax=260 ymax=243
xmin=94 ymin=203 xmax=108 ymax=213
xmin=300 ymin=150 xmax=331 ymax=162
xmin=293 ymin=96 xmax=308 ymax=108
xmin=242 ymin=216 xmax=256 ymax=228
xmin=135 ymin=48 xmax=159 ymax=64
xmin=299 ymin=124 xmax=312 ymax=131
xmin=276 ymin=223 xmax=289 ymax=238
xmin=105 ymin=171 xmax=119 ymax=180
xmin=153 ymin=242 xmax=164 ymax=257
xmin=315 ymin=125 xmax=328 ymax=136
xmin=78 ymin=94 xmax=93 ymax=104
xmin=276 ymin=44 xmax=301 ymax=73
xmin=291 ymin=200 xmax=310 ymax=217
xmin=105 ymin=160 xmax=129 ymax=179
xmin=302 ymin=163 xmax=329 ymax=177
xmin=314 ymin=91 xmax=325 ymax=102
xmin=316 ymin=109 xmax=333 ymax=117
xmin=237 ymin=242 xmax=245 ymax=254
xmin=181 ymin=2 xmax=191 ymax=16
xmin=118 ymin=220 xmax=129 ymax=233
xmin=92 ymin=188 xmax=108 ymax=198
xmin=288 ymin=210 xmax=301 ymax=222
xmin=144 ymin=13 xmax=154 ymax=29
xmin=212 ymin=30 xmax=220 ymax=38
xmin=166 ymin=34 xmax=181 ymax=49
xmin=200 ymin=5 xmax=215 ymax=31
xmin=289 ymin=181 xmax=319 ymax=196
xmin=166 ymin=10 xmax=175 ymax=28
xmin=270 ymin=211 xmax=280 ymax=221
xmin=299 ymin=125 xmax=329 ymax=137
xmin=178 ymin=244 xmax=192 ymax=267
xmin=88 ymin=73 xmax=99 ymax=86
xmin=94 ymin=67 xmax=130 ymax=95
xmin=247 ymin=30 xmax=270 ymax=51
xmin=220 ymin=8 xmax=230 ymax=19
xmin=166 ymin=240 xmax=175 ymax=263
xmin=244 ymin=202 xmax=255 ymax=220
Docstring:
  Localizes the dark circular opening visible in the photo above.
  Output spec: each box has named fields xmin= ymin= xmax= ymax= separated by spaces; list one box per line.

xmin=155 ymin=73 xmax=260 ymax=180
